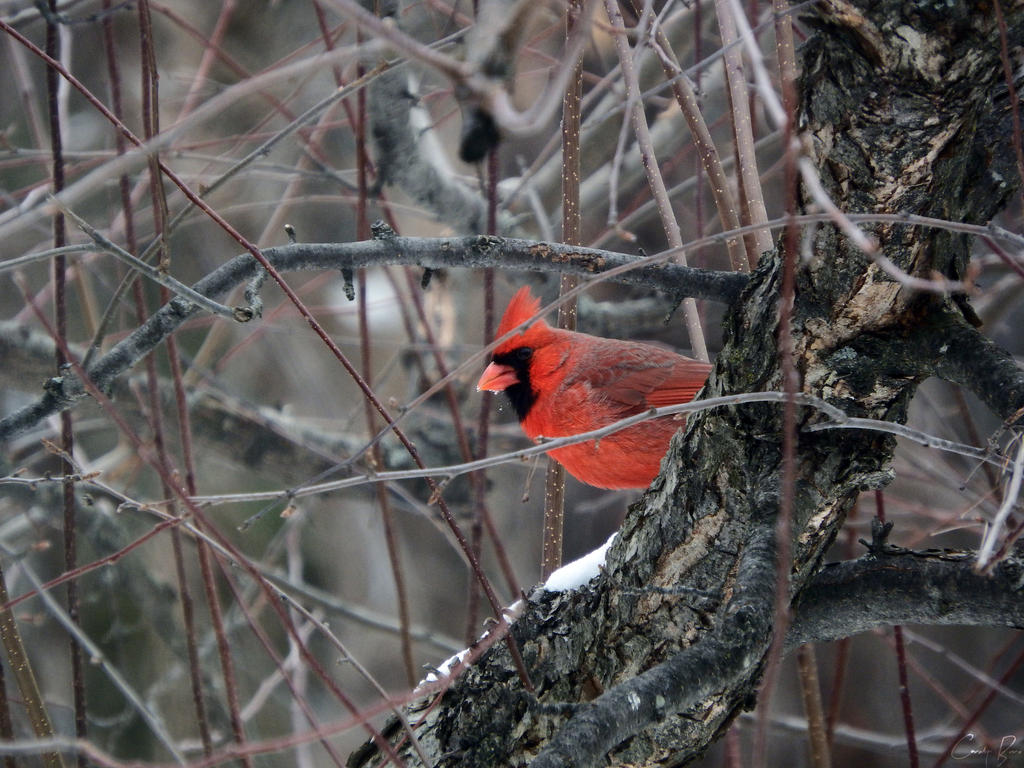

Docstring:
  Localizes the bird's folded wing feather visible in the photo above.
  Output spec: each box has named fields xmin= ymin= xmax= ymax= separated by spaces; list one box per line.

xmin=566 ymin=342 xmax=711 ymax=412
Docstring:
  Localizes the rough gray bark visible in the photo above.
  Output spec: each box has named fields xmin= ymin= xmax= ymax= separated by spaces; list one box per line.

xmin=352 ymin=1 xmax=1024 ymax=766
xmin=787 ymin=546 xmax=1024 ymax=649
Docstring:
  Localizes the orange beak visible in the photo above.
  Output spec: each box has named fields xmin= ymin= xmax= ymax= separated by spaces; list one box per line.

xmin=476 ymin=362 xmax=519 ymax=392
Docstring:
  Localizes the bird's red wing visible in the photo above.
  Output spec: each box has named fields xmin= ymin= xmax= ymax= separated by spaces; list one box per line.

xmin=568 ymin=340 xmax=712 ymax=412
xmin=641 ymin=364 xmax=712 ymax=407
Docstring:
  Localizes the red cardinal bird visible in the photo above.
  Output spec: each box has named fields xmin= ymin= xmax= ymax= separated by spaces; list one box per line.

xmin=476 ymin=287 xmax=712 ymax=489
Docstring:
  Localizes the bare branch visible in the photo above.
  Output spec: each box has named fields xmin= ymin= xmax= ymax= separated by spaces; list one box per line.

xmin=915 ymin=309 xmax=1024 ymax=425
xmin=975 ymin=436 xmax=1024 ymax=570
xmin=4 ymin=549 xmax=186 ymax=764
xmin=0 ymin=237 xmax=746 ymax=442
xmin=787 ymin=549 xmax=1024 ymax=648
xmin=604 ymin=0 xmax=709 ymax=361
xmin=189 ymin=391 xmax=1007 ymax=507
xmin=532 ymin=513 xmax=777 ymax=767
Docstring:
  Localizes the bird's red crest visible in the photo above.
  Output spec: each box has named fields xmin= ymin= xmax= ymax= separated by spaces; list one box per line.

xmin=494 ymin=286 xmax=546 ymax=353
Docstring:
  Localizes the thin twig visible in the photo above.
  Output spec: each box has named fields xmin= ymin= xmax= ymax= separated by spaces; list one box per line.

xmin=16 ymin=286 xmax=410 ymax=767
xmin=875 ymin=491 xmax=920 ymax=768
xmin=804 ymin=418 xmax=1003 ymax=465
xmin=715 ymin=0 xmax=773 ymax=265
xmin=540 ymin=0 xmax=587 ymax=579
xmin=900 ymin=628 xmax=1024 ymax=708
xmin=217 ymin=553 xmax=349 ymax=768
xmin=975 ymin=435 xmax=1024 ymax=570
xmin=754 ymin=17 xmax=801 ymax=753
xmin=0 ymin=563 xmax=66 ymax=768
xmin=192 ymin=391 xmax=1007 ymax=507
xmin=604 ymin=0 xmax=709 ymax=361
xmin=360 ymin=275 xmax=417 ymax=685
xmin=4 ymin=549 xmax=185 ymax=764
xmin=42 ymin=3 xmax=86 ymax=762
xmin=0 ymin=21 xmax=379 ymax=234
xmin=796 ymin=645 xmax=832 ymax=768
xmin=48 ymin=195 xmax=241 ymax=319
xmin=101 ymin=5 xmax=216 ymax=749
xmin=279 ymin=590 xmax=432 ymax=767
xmin=650 ymin=24 xmax=747 ymax=272
xmin=315 ymin=0 xmax=598 ymax=139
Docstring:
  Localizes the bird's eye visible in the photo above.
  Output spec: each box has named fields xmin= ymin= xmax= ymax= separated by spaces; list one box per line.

xmin=516 ymin=347 xmax=533 ymax=361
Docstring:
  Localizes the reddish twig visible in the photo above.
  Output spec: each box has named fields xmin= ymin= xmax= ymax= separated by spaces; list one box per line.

xmin=876 ymin=490 xmax=920 ymax=768
xmin=42 ymin=1 xmax=87 ymax=759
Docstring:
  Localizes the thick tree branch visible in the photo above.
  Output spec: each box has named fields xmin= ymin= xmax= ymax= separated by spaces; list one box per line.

xmin=531 ymin=512 xmax=776 ymax=768
xmin=788 ymin=549 xmax=1024 ymax=649
xmin=349 ymin=538 xmax=1023 ymax=767
xmin=926 ymin=312 xmax=1024 ymax=425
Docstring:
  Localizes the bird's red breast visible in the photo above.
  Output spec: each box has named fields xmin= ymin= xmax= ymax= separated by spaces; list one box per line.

xmin=477 ymin=286 xmax=712 ymax=489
